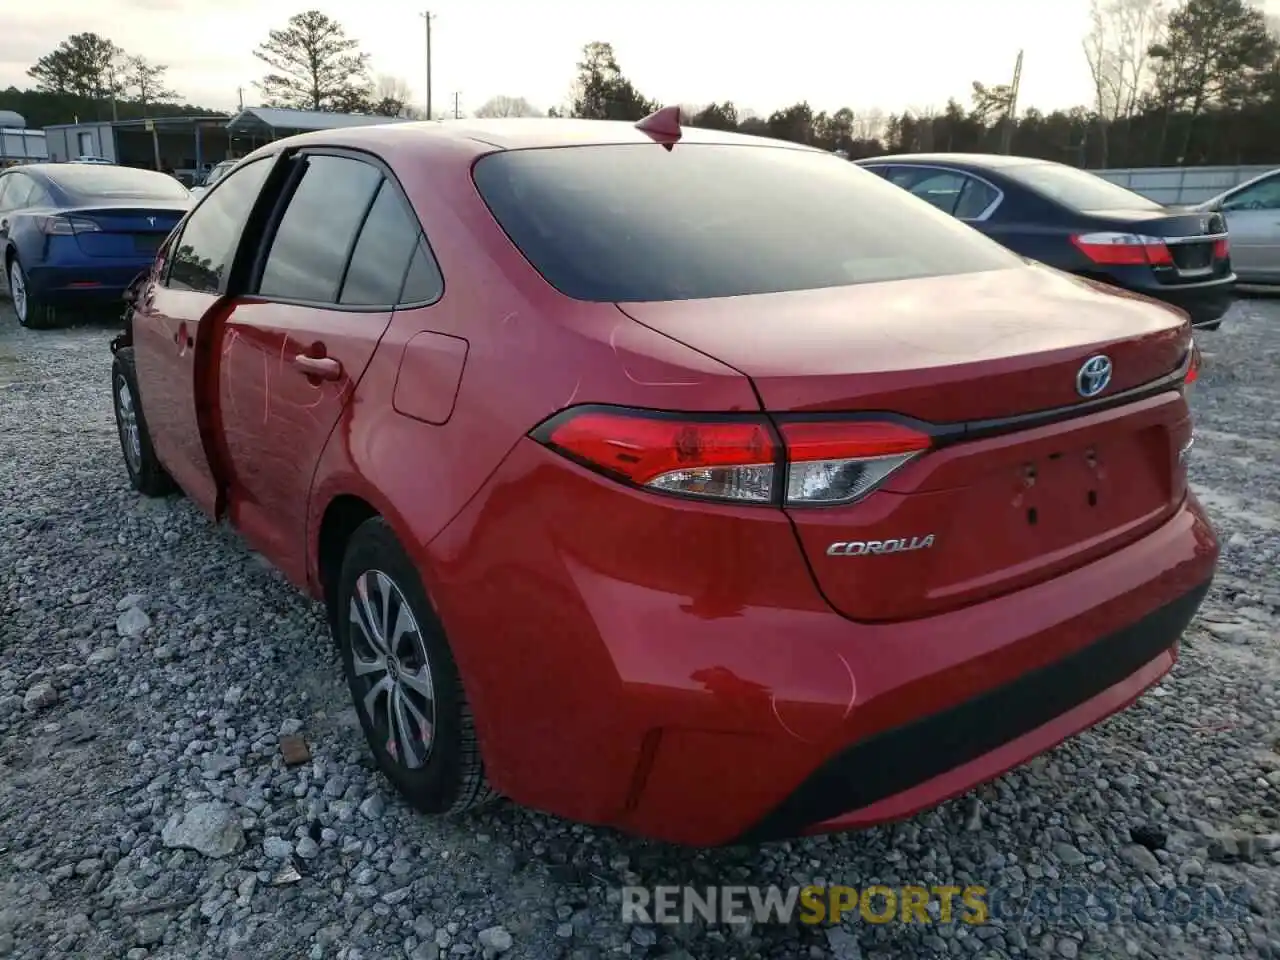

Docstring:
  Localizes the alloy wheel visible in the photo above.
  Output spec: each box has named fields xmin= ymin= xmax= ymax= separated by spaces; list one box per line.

xmin=9 ymin=262 xmax=27 ymax=325
xmin=115 ymin=376 xmax=143 ymax=474
xmin=348 ymin=569 xmax=437 ymax=768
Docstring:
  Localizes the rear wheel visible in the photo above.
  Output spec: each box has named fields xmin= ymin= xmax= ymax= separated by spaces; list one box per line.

xmin=7 ymin=258 xmax=54 ymax=329
xmin=336 ymin=517 xmax=496 ymax=815
xmin=112 ymin=346 xmax=175 ymax=496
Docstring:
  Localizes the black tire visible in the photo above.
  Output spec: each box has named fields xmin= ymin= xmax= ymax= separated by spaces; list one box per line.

xmin=337 ymin=517 xmax=495 ymax=815
xmin=6 ymin=256 xmax=55 ymax=329
xmin=111 ymin=346 xmax=176 ymax=497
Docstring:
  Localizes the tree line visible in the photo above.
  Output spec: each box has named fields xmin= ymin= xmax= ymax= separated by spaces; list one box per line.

xmin=4 ymin=0 xmax=1279 ymax=170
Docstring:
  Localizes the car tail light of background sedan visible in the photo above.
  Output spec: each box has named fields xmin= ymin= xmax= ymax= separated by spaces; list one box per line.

xmin=1070 ymin=231 xmax=1176 ymax=267
xmin=532 ymin=407 xmax=932 ymax=506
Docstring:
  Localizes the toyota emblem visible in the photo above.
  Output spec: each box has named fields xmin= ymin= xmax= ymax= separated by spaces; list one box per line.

xmin=1076 ymin=355 xmax=1113 ymax=398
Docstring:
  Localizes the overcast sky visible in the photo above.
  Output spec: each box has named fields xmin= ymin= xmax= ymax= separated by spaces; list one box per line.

xmin=3 ymin=0 xmax=1279 ymax=118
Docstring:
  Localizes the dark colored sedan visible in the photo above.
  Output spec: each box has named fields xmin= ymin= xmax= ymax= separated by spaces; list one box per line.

xmin=0 ymin=163 xmax=189 ymax=328
xmin=856 ymin=154 xmax=1236 ymax=330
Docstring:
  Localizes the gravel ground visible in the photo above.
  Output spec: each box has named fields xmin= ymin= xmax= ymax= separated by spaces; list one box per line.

xmin=0 ymin=297 xmax=1278 ymax=960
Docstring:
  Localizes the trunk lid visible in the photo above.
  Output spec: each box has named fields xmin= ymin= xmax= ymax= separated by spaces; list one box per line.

xmin=66 ymin=203 xmax=187 ymax=259
xmin=619 ymin=262 xmax=1194 ymax=622
xmin=618 ymin=263 xmax=1188 ymax=421
xmin=1081 ymin=208 xmax=1230 ymax=284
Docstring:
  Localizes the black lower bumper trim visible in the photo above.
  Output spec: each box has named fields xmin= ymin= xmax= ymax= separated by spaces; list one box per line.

xmin=735 ymin=579 xmax=1211 ymax=844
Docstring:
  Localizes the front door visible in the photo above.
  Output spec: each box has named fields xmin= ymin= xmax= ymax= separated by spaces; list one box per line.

xmin=217 ymin=151 xmax=427 ymax=586
xmin=132 ymin=155 xmax=276 ymax=516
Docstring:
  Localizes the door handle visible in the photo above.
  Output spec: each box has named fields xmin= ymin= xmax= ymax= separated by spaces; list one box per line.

xmin=292 ymin=354 xmax=342 ymax=381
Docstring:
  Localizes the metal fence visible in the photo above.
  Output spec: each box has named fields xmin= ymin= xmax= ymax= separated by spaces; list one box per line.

xmin=1091 ymin=165 xmax=1274 ymax=205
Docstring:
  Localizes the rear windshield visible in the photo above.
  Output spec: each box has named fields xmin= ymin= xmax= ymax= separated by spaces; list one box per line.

xmin=1002 ymin=162 xmax=1164 ymax=213
xmin=472 ymin=143 xmax=1020 ymax=302
xmin=47 ymin=165 xmax=190 ymax=202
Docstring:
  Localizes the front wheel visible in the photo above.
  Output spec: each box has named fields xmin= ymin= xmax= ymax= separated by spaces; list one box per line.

xmin=336 ymin=517 xmax=496 ymax=816
xmin=7 ymin=258 xmax=54 ymax=329
xmin=111 ymin=347 xmax=175 ymax=497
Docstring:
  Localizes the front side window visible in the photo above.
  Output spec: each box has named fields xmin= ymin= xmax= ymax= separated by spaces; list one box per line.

xmin=472 ymin=143 xmax=1020 ymax=303
xmin=1222 ymin=174 xmax=1280 ymax=212
xmin=258 ymin=155 xmax=382 ymax=304
xmin=168 ymin=157 xmax=272 ymax=295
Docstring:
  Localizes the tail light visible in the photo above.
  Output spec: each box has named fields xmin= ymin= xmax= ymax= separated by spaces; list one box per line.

xmin=1213 ymin=236 xmax=1229 ymax=259
xmin=533 ymin=407 xmax=932 ymax=507
xmin=35 ymin=215 xmax=101 ymax=235
xmin=1071 ymin=232 xmax=1172 ymax=267
xmin=1182 ymin=342 xmax=1201 ymax=395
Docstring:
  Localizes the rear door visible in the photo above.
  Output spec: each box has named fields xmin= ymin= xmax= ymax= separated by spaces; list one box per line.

xmin=1219 ymin=172 xmax=1280 ymax=283
xmin=215 ymin=150 xmax=437 ymax=585
xmin=132 ymin=155 xmax=278 ymax=516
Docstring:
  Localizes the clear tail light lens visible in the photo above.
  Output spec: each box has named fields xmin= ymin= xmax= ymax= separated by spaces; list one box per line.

xmin=779 ymin=420 xmax=931 ymax=505
xmin=534 ymin=408 xmax=933 ymax=507
xmin=1071 ymin=232 xmax=1173 ymax=267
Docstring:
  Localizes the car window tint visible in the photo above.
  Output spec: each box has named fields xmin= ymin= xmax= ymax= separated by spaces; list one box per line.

xmin=903 ymin=171 xmax=966 ymax=216
xmin=399 ymin=243 xmax=444 ymax=304
xmin=259 ymin=155 xmax=382 ymax=304
xmin=0 ymin=173 xmax=35 ymax=211
xmin=954 ymin=177 xmax=1000 ymax=219
xmin=168 ymin=157 xmax=272 ymax=295
xmin=46 ymin=165 xmax=190 ymax=202
xmin=473 ymin=144 xmax=1018 ymax=303
xmin=1223 ymin=174 xmax=1280 ymax=212
xmin=1003 ymin=162 xmax=1164 ymax=213
xmin=338 ymin=181 xmax=424 ymax=306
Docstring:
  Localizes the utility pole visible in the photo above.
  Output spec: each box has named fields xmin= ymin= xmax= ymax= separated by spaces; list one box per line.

xmin=420 ymin=11 xmax=436 ymax=120
xmin=237 ymin=87 xmax=244 ymax=111
xmin=452 ymin=92 xmax=461 ymax=119
xmin=1001 ymin=49 xmax=1023 ymax=155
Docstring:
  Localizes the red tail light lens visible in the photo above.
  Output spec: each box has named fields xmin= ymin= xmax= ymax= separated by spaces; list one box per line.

xmin=1213 ymin=236 xmax=1229 ymax=259
xmin=542 ymin=411 xmax=778 ymax=503
xmin=1183 ymin=343 xmax=1201 ymax=392
xmin=1071 ymin=232 xmax=1172 ymax=267
xmin=779 ymin=420 xmax=931 ymax=505
xmin=535 ymin=408 xmax=932 ymax=506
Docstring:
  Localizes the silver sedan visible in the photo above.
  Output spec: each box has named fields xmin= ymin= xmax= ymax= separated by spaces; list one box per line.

xmin=1195 ymin=168 xmax=1280 ymax=285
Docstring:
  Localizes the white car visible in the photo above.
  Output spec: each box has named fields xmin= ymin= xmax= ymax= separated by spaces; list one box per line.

xmin=188 ymin=159 xmax=237 ymax=200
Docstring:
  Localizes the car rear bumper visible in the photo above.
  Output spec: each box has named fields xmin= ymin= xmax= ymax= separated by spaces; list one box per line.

xmin=1132 ymin=275 xmax=1235 ymax=327
xmin=423 ymin=439 xmax=1219 ymax=846
xmin=26 ymin=261 xmax=151 ymax=305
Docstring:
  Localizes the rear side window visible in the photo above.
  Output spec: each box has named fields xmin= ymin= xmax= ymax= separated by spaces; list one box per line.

xmin=259 ymin=155 xmax=382 ymax=304
xmin=338 ymin=180 xmax=432 ymax=306
xmin=472 ymin=144 xmax=1019 ymax=302
xmin=169 ymin=157 xmax=272 ymax=295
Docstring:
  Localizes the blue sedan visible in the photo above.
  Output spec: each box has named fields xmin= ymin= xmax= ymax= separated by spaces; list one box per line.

xmin=0 ymin=163 xmax=190 ymax=329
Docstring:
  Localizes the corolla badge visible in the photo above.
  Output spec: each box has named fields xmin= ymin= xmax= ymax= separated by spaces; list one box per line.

xmin=826 ymin=535 xmax=936 ymax=557
xmin=1075 ymin=354 xmax=1113 ymax=398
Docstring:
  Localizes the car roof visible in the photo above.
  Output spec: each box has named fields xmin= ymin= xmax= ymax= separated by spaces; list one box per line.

xmin=243 ymin=117 xmax=822 ymax=158
xmin=858 ymin=153 xmax=1051 ymax=169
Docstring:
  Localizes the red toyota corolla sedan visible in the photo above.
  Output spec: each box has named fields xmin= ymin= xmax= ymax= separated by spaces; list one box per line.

xmin=109 ymin=111 xmax=1218 ymax=847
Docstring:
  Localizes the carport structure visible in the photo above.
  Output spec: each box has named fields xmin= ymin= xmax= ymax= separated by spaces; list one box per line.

xmin=224 ymin=107 xmax=414 ymax=156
